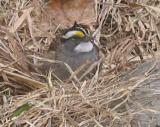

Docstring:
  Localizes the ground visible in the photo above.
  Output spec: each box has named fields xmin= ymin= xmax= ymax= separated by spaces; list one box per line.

xmin=0 ymin=0 xmax=160 ymax=126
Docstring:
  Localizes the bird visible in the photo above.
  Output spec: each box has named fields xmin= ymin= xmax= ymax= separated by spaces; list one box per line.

xmin=41 ymin=22 xmax=99 ymax=81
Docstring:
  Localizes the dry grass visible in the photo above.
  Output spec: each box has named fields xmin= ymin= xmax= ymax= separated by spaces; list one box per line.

xmin=0 ymin=0 xmax=160 ymax=126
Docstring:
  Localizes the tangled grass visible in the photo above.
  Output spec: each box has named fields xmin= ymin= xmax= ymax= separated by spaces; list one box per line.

xmin=0 ymin=0 xmax=160 ymax=126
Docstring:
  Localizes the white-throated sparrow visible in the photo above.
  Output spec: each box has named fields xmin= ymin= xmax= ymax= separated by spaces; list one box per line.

xmin=42 ymin=22 xmax=99 ymax=80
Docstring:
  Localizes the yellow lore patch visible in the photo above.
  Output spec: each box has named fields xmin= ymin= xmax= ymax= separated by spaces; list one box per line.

xmin=74 ymin=31 xmax=85 ymax=37
xmin=63 ymin=30 xmax=85 ymax=39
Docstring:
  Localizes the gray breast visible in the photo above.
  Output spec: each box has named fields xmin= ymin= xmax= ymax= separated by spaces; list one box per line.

xmin=53 ymin=43 xmax=98 ymax=80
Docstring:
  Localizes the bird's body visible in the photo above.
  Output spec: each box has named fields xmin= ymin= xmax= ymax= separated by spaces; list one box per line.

xmin=53 ymin=38 xmax=98 ymax=80
xmin=42 ymin=22 xmax=99 ymax=80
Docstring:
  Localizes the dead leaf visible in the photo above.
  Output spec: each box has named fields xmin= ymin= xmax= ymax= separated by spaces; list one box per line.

xmin=46 ymin=0 xmax=96 ymax=27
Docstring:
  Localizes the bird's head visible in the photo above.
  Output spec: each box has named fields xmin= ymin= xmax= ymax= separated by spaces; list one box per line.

xmin=62 ymin=22 xmax=94 ymax=53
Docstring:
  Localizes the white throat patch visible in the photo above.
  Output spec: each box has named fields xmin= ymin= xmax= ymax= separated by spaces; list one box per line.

xmin=74 ymin=42 xmax=93 ymax=53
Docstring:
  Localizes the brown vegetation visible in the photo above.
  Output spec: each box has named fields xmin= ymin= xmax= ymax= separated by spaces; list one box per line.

xmin=0 ymin=0 xmax=160 ymax=126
